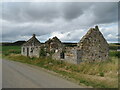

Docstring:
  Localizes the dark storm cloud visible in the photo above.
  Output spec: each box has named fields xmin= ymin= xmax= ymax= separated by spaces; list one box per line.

xmin=2 ymin=2 xmax=61 ymax=23
xmin=93 ymin=2 xmax=118 ymax=24
xmin=61 ymin=3 xmax=89 ymax=20
xmin=2 ymin=2 xmax=117 ymax=23
xmin=1 ymin=2 xmax=118 ymax=42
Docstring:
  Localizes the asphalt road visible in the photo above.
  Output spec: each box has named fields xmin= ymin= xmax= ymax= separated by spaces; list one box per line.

xmin=0 ymin=59 xmax=2 ymax=89
xmin=2 ymin=59 xmax=83 ymax=88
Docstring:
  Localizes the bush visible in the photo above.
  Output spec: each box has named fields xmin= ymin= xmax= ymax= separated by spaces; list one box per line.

xmin=109 ymin=45 xmax=118 ymax=50
xmin=4 ymin=53 xmax=9 ymax=56
xmin=109 ymin=51 xmax=120 ymax=58
xmin=99 ymin=72 xmax=104 ymax=77
xmin=40 ymin=48 xmax=46 ymax=57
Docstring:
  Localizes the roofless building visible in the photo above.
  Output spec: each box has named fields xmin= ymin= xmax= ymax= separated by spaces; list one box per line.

xmin=21 ymin=34 xmax=41 ymax=58
xmin=21 ymin=26 xmax=109 ymax=64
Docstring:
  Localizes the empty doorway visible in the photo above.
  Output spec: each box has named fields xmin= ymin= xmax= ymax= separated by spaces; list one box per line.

xmin=27 ymin=47 xmax=29 ymax=56
xmin=60 ymin=52 xmax=65 ymax=59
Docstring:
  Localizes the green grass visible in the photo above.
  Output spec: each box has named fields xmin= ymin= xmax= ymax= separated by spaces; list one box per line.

xmin=2 ymin=46 xmax=21 ymax=51
xmin=2 ymin=46 xmax=21 ymax=56
xmin=2 ymin=45 xmax=119 ymax=88
xmin=109 ymin=43 xmax=120 ymax=50
xmin=0 ymin=45 xmax=2 ymax=51
xmin=109 ymin=50 xmax=120 ymax=58
xmin=0 ymin=45 xmax=2 ymax=58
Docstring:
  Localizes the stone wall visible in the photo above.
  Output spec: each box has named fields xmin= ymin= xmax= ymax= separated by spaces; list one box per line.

xmin=21 ymin=46 xmax=40 ymax=58
xmin=65 ymin=48 xmax=79 ymax=64
xmin=45 ymin=37 xmax=64 ymax=53
xmin=52 ymin=47 xmax=82 ymax=64
xmin=77 ymin=26 xmax=109 ymax=62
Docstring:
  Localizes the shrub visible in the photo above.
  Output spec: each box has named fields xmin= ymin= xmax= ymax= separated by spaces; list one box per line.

xmin=109 ymin=45 xmax=118 ymax=50
xmin=99 ymin=72 xmax=104 ymax=77
xmin=109 ymin=51 xmax=120 ymax=58
xmin=4 ymin=53 xmax=9 ymax=56
xmin=40 ymin=48 xmax=46 ymax=57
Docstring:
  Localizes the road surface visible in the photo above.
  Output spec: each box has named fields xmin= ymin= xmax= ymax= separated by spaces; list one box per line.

xmin=0 ymin=59 xmax=2 ymax=89
xmin=2 ymin=59 xmax=83 ymax=88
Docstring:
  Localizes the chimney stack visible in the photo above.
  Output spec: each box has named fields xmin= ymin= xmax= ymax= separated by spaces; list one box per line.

xmin=33 ymin=34 xmax=36 ymax=37
xmin=95 ymin=25 xmax=99 ymax=30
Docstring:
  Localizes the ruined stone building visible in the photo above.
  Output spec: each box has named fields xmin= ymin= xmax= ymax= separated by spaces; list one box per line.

xmin=45 ymin=36 xmax=64 ymax=53
xmin=52 ymin=47 xmax=81 ymax=64
xmin=21 ymin=26 xmax=109 ymax=64
xmin=77 ymin=26 xmax=109 ymax=62
xmin=21 ymin=34 xmax=41 ymax=58
xmin=52 ymin=26 xmax=109 ymax=64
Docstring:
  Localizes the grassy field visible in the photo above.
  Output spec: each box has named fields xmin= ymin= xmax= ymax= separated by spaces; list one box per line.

xmin=1 ymin=45 xmax=119 ymax=88
xmin=2 ymin=46 xmax=21 ymax=56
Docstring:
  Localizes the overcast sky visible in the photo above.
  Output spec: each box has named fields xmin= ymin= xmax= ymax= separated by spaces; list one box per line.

xmin=1 ymin=2 xmax=118 ymax=43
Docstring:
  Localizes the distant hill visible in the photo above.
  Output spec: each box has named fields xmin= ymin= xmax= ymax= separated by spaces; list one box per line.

xmin=2 ymin=41 xmax=26 ymax=46
xmin=109 ymin=43 xmax=120 ymax=45
xmin=62 ymin=42 xmax=77 ymax=47
xmin=109 ymin=43 xmax=120 ymax=50
xmin=13 ymin=41 xmax=26 ymax=46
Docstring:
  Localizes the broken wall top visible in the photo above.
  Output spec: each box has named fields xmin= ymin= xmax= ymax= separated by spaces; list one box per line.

xmin=78 ymin=26 xmax=109 ymax=48
xmin=45 ymin=36 xmax=62 ymax=45
xmin=22 ymin=34 xmax=41 ymax=46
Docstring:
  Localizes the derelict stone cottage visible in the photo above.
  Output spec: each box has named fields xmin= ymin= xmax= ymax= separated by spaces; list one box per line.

xmin=52 ymin=26 xmax=109 ymax=64
xmin=21 ymin=34 xmax=41 ymax=58
xmin=45 ymin=36 xmax=64 ymax=53
xmin=77 ymin=26 xmax=109 ymax=62
xmin=21 ymin=26 xmax=109 ymax=64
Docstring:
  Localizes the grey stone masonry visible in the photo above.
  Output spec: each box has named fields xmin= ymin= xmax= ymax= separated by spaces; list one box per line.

xmin=77 ymin=26 xmax=109 ymax=62
xmin=21 ymin=34 xmax=41 ymax=58
xmin=45 ymin=36 xmax=64 ymax=53
xmin=52 ymin=47 xmax=82 ymax=64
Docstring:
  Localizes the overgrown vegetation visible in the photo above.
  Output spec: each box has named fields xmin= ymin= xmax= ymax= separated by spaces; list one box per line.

xmin=109 ymin=43 xmax=120 ymax=50
xmin=109 ymin=50 xmax=120 ymax=58
xmin=1 ymin=45 xmax=119 ymax=88
xmin=39 ymin=48 xmax=47 ymax=57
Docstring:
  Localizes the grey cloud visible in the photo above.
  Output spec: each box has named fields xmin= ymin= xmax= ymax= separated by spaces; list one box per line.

xmin=2 ymin=21 xmax=60 ymax=41
xmin=1 ymin=2 xmax=118 ymax=42
xmin=2 ymin=2 xmax=118 ymax=24
xmin=92 ymin=2 xmax=118 ymax=24
xmin=2 ymin=2 xmax=61 ymax=23
xmin=61 ymin=3 xmax=88 ymax=20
